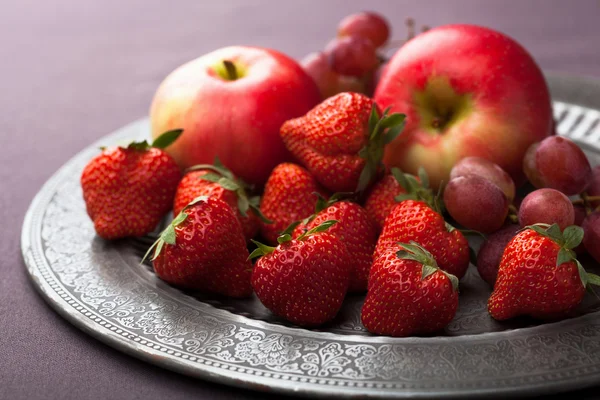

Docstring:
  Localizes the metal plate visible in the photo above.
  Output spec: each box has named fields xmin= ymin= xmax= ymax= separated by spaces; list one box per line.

xmin=21 ymin=74 xmax=600 ymax=398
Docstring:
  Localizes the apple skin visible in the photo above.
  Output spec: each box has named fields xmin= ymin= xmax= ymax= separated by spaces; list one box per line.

xmin=374 ymin=24 xmax=553 ymax=189
xmin=150 ymin=46 xmax=321 ymax=186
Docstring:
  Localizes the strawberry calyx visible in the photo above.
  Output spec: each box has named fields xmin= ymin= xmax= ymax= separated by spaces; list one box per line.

xmin=396 ymin=241 xmax=459 ymax=292
xmin=525 ymin=223 xmax=600 ymax=288
xmin=248 ymin=220 xmax=338 ymax=260
xmin=356 ymin=106 xmax=406 ymax=192
xmin=141 ymin=195 xmax=208 ymax=263
xmin=125 ymin=129 xmax=184 ymax=151
xmin=301 ymin=192 xmax=354 ymax=226
xmin=392 ymin=167 xmax=443 ymax=213
xmin=186 ymin=157 xmax=272 ymax=224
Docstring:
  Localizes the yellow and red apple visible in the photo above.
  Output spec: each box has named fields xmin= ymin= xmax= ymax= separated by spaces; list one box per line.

xmin=150 ymin=46 xmax=321 ymax=186
xmin=374 ymin=24 xmax=553 ymax=188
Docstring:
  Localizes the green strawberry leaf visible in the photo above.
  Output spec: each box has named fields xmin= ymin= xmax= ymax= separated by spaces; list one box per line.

xmin=397 ymin=241 xmax=460 ymax=292
xmin=277 ymin=234 xmax=292 ymax=244
xmin=445 ymin=222 xmax=456 ymax=233
xmin=358 ymin=146 xmax=369 ymax=159
xmin=218 ymin=177 xmax=240 ymax=191
xmin=212 ymin=156 xmax=235 ymax=179
xmin=314 ymin=192 xmax=329 ymax=214
xmin=282 ymin=220 xmax=301 ymax=236
xmin=577 ymin=260 xmax=588 ymax=288
xmin=151 ymin=129 xmax=183 ymax=149
xmin=356 ymin=160 xmax=377 ymax=192
xmin=586 ymin=272 xmax=600 ymax=287
xmin=444 ymin=272 xmax=460 ymax=292
xmin=391 ymin=167 xmax=409 ymax=191
xmin=396 ymin=241 xmax=439 ymax=269
xmin=249 ymin=204 xmax=272 ymax=224
xmin=563 ymin=225 xmax=584 ymax=249
xmin=237 ymin=194 xmax=250 ymax=217
xmin=154 ymin=240 xmax=165 ymax=261
xmin=198 ymin=172 xmax=222 ymax=183
xmin=394 ymin=193 xmax=416 ymax=202
xmin=405 ymin=174 xmax=420 ymax=193
xmin=546 ymin=223 xmax=563 ymax=244
xmin=383 ymin=122 xmax=405 ymax=144
xmin=417 ymin=167 xmax=430 ymax=189
xmin=248 ymin=239 xmax=277 ymax=260
xmin=127 ymin=140 xmax=151 ymax=151
xmin=141 ymin=211 xmax=189 ymax=264
xmin=380 ymin=112 xmax=406 ymax=129
xmin=186 ymin=195 xmax=209 ymax=208
xmin=297 ymin=220 xmax=337 ymax=240
xmin=248 ymin=196 xmax=261 ymax=207
xmin=421 ymin=264 xmax=438 ymax=280
xmin=368 ymin=106 xmax=380 ymax=138
xmin=556 ymin=247 xmax=575 ymax=266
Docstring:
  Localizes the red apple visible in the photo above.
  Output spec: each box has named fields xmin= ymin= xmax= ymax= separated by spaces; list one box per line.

xmin=374 ymin=24 xmax=553 ymax=189
xmin=150 ymin=46 xmax=321 ymax=186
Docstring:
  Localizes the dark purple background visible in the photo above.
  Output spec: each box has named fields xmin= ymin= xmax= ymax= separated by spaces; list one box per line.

xmin=2 ymin=1 xmax=600 ymax=399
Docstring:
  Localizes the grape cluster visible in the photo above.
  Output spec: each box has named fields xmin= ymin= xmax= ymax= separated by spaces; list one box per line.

xmin=301 ymin=12 xmax=390 ymax=100
xmin=441 ymin=135 xmax=599 ymax=284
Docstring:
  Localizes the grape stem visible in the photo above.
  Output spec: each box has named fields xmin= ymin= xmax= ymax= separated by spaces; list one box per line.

xmin=572 ymin=194 xmax=600 ymax=205
xmin=507 ymin=204 xmax=519 ymax=224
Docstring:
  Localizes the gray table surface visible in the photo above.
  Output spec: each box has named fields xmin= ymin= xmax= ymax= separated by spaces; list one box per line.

xmin=2 ymin=0 xmax=600 ymax=399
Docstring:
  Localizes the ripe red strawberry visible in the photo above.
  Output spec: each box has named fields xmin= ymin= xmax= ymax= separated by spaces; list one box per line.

xmin=146 ymin=196 xmax=253 ymax=298
xmin=488 ymin=223 xmax=600 ymax=320
xmin=361 ymin=241 xmax=459 ymax=337
xmin=293 ymin=197 xmax=377 ymax=292
xmin=375 ymin=200 xmax=470 ymax=279
xmin=173 ymin=158 xmax=268 ymax=242
xmin=250 ymin=221 xmax=352 ymax=326
xmin=81 ymin=129 xmax=183 ymax=240
xmin=364 ymin=167 xmax=432 ymax=232
xmin=280 ymin=92 xmax=406 ymax=193
xmin=259 ymin=163 xmax=329 ymax=245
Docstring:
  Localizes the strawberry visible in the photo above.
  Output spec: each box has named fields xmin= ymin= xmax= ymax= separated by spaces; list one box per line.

xmin=81 ymin=129 xmax=183 ymax=240
xmin=375 ymin=199 xmax=470 ymax=279
xmin=145 ymin=196 xmax=253 ymax=298
xmin=173 ymin=158 xmax=268 ymax=242
xmin=293 ymin=196 xmax=377 ymax=293
xmin=364 ymin=167 xmax=432 ymax=233
xmin=250 ymin=221 xmax=352 ymax=326
xmin=259 ymin=163 xmax=328 ymax=245
xmin=488 ymin=223 xmax=600 ymax=320
xmin=280 ymin=92 xmax=405 ymax=193
xmin=361 ymin=241 xmax=459 ymax=337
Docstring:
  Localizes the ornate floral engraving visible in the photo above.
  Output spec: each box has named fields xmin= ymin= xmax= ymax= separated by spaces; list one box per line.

xmin=22 ymin=107 xmax=600 ymax=397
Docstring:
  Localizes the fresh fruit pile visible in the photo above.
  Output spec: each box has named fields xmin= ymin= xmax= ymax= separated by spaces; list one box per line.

xmin=80 ymin=11 xmax=600 ymax=337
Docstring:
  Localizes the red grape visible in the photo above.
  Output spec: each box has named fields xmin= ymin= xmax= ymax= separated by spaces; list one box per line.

xmin=337 ymin=11 xmax=390 ymax=48
xmin=476 ymin=224 xmax=520 ymax=287
xmin=443 ymin=174 xmax=509 ymax=234
xmin=583 ymin=211 xmax=600 ymax=263
xmin=325 ymin=36 xmax=379 ymax=78
xmin=301 ymin=52 xmax=339 ymax=99
xmin=450 ymin=157 xmax=515 ymax=202
xmin=586 ymin=165 xmax=600 ymax=208
xmin=523 ymin=136 xmax=592 ymax=195
xmin=518 ymin=188 xmax=574 ymax=230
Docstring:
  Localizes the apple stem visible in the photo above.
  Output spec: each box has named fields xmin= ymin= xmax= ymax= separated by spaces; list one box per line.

xmin=223 ymin=60 xmax=238 ymax=80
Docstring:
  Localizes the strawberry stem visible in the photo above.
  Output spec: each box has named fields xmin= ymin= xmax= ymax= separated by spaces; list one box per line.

xmin=357 ymin=105 xmax=406 ymax=192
